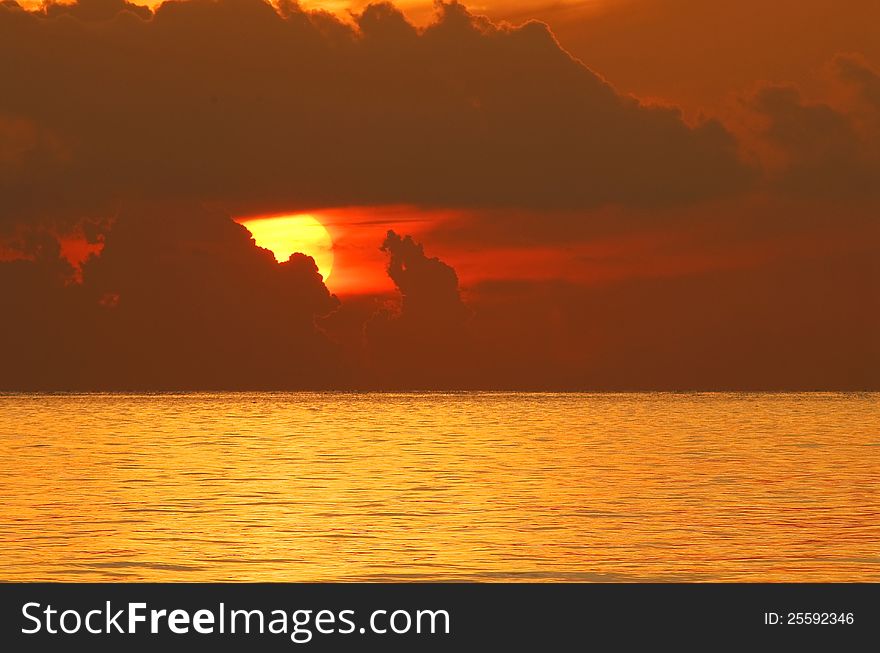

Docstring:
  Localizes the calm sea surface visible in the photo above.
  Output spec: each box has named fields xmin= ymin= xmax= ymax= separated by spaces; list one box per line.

xmin=1 ymin=392 xmax=878 ymax=581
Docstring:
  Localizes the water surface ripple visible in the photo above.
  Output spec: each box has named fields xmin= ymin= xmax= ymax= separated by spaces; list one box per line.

xmin=1 ymin=392 xmax=877 ymax=581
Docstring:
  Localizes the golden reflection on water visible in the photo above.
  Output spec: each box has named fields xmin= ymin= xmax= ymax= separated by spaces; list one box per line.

xmin=0 ymin=392 xmax=878 ymax=581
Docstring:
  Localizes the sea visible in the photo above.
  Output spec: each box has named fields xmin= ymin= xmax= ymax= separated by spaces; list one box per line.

xmin=1 ymin=392 xmax=877 ymax=581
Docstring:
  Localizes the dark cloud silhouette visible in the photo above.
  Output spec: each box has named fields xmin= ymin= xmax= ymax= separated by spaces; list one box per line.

xmin=0 ymin=231 xmax=86 ymax=389
xmin=2 ymin=205 xmax=877 ymax=390
xmin=365 ymin=230 xmax=471 ymax=387
xmin=748 ymin=57 xmax=880 ymax=198
xmin=0 ymin=114 xmax=70 ymax=231
xmin=461 ymin=242 xmax=880 ymax=390
xmin=0 ymin=204 xmax=346 ymax=389
xmin=0 ymin=0 xmax=751 ymax=228
xmin=380 ymin=230 xmax=467 ymax=324
xmin=503 ymin=0 xmax=880 ymax=114
xmin=350 ymin=222 xmax=877 ymax=390
xmin=42 ymin=0 xmax=152 ymax=21
xmin=833 ymin=53 xmax=880 ymax=111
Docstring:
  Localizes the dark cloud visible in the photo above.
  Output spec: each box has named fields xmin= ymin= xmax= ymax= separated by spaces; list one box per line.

xmin=0 ymin=232 xmax=86 ymax=389
xmin=410 ymin=52 xmax=880 ymax=252
xmin=352 ymin=222 xmax=878 ymax=390
xmin=0 ymin=115 xmax=70 ymax=232
xmin=463 ymin=247 xmax=880 ymax=390
xmin=379 ymin=230 xmax=467 ymax=324
xmin=500 ymin=0 xmax=880 ymax=113
xmin=0 ymin=204 xmax=346 ymax=389
xmin=748 ymin=57 xmax=880 ymax=198
xmin=42 ymin=0 xmax=152 ymax=21
xmin=0 ymin=0 xmax=751 ymax=228
xmin=2 ymin=206 xmax=877 ymax=389
xmin=833 ymin=53 xmax=880 ymax=111
xmin=365 ymin=230 xmax=471 ymax=387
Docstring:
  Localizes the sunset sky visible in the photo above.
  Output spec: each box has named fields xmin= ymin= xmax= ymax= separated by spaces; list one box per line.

xmin=1 ymin=0 xmax=878 ymax=389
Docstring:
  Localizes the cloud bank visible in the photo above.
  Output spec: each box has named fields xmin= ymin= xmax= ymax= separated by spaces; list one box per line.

xmin=2 ymin=204 xmax=345 ymax=389
xmin=0 ymin=0 xmax=751 ymax=227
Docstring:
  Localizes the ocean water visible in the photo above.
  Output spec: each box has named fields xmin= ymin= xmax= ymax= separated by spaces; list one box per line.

xmin=0 ymin=392 xmax=877 ymax=582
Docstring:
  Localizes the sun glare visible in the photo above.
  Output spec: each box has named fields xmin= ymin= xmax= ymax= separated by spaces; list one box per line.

xmin=240 ymin=214 xmax=334 ymax=281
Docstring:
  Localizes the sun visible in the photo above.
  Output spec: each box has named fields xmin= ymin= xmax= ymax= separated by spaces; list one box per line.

xmin=239 ymin=214 xmax=334 ymax=281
